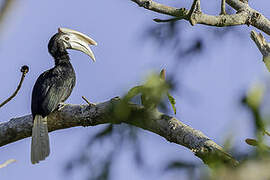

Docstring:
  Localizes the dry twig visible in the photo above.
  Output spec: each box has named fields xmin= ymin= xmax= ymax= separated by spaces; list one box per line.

xmin=0 ymin=65 xmax=29 ymax=108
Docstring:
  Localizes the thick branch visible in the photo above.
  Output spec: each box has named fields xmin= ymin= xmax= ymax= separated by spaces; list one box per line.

xmin=131 ymin=0 xmax=270 ymax=35
xmin=0 ymin=97 xmax=238 ymax=167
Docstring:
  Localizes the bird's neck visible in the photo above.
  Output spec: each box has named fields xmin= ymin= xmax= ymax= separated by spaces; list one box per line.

xmin=53 ymin=52 xmax=71 ymax=66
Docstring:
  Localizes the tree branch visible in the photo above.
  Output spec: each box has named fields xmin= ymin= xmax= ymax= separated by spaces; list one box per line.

xmin=0 ymin=65 xmax=29 ymax=108
xmin=250 ymin=30 xmax=270 ymax=72
xmin=131 ymin=0 xmax=270 ymax=35
xmin=0 ymin=97 xmax=238 ymax=167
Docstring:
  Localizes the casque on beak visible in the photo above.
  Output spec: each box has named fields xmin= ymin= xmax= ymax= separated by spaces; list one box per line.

xmin=58 ymin=27 xmax=97 ymax=62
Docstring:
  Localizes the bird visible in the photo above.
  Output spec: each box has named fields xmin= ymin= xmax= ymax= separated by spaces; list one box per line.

xmin=31 ymin=28 xmax=97 ymax=164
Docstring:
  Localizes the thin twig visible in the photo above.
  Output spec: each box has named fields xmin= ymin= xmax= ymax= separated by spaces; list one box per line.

xmin=82 ymin=96 xmax=95 ymax=106
xmin=0 ymin=159 xmax=16 ymax=168
xmin=188 ymin=0 xmax=201 ymax=17
xmin=220 ymin=0 xmax=226 ymax=15
xmin=0 ymin=65 xmax=29 ymax=108
xmin=153 ymin=17 xmax=183 ymax=23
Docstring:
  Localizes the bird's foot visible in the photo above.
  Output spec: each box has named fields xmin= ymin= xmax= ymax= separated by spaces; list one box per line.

xmin=57 ymin=103 xmax=66 ymax=111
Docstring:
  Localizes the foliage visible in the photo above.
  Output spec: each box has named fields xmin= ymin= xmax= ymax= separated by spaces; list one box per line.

xmin=124 ymin=69 xmax=176 ymax=114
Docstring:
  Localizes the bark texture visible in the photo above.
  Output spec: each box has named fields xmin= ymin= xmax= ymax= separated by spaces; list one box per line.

xmin=0 ymin=97 xmax=238 ymax=167
xmin=131 ymin=0 xmax=270 ymax=36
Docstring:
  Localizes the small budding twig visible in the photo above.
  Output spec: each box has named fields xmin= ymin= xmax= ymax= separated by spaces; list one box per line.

xmin=160 ymin=68 xmax=165 ymax=80
xmin=82 ymin=96 xmax=95 ymax=106
xmin=0 ymin=65 xmax=29 ymax=108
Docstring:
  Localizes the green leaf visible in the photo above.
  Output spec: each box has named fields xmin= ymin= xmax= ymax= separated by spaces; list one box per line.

xmin=245 ymin=138 xmax=270 ymax=151
xmin=125 ymin=85 xmax=144 ymax=100
xmin=263 ymin=130 xmax=270 ymax=136
xmin=167 ymin=92 xmax=176 ymax=114
xmin=141 ymin=74 xmax=169 ymax=108
xmin=246 ymin=82 xmax=265 ymax=109
xmin=123 ymin=70 xmax=177 ymax=114
xmin=93 ymin=124 xmax=113 ymax=140
xmin=245 ymin=138 xmax=258 ymax=146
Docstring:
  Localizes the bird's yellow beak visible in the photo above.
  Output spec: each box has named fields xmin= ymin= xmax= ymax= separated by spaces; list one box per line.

xmin=58 ymin=27 xmax=97 ymax=62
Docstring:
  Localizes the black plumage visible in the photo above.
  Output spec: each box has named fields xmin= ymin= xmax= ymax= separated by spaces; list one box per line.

xmin=31 ymin=34 xmax=75 ymax=118
xmin=30 ymin=28 xmax=97 ymax=164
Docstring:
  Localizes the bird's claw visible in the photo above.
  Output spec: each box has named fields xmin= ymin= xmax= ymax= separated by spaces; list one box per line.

xmin=57 ymin=103 xmax=65 ymax=111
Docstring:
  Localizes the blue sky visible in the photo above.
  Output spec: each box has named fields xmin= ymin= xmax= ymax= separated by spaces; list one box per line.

xmin=0 ymin=1 xmax=270 ymax=179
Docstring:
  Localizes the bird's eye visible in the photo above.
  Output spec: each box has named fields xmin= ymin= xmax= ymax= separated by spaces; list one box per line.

xmin=64 ymin=37 xmax=70 ymax=41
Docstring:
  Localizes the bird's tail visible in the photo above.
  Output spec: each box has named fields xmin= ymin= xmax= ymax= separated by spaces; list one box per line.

xmin=31 ymin=115 xmax=50 ymax=164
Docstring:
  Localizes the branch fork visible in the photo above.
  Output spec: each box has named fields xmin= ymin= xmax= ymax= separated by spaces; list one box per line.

xmin=188 ymin=0 xmax=202 ymax=26
xmin=251 ymin=31 xmax=270 ymax=72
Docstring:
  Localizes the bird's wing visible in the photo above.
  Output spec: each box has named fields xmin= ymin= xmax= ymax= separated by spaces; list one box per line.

xmin=31 ymin=68 xmax=75 ymax=116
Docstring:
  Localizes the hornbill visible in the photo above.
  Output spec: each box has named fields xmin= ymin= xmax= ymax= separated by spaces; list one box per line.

xmin=31 ymin=28 xmax=97 ymax=164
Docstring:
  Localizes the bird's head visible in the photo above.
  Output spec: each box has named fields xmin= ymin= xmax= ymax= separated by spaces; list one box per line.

xmin=48 ymin=28 xmax=97 ymax=62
